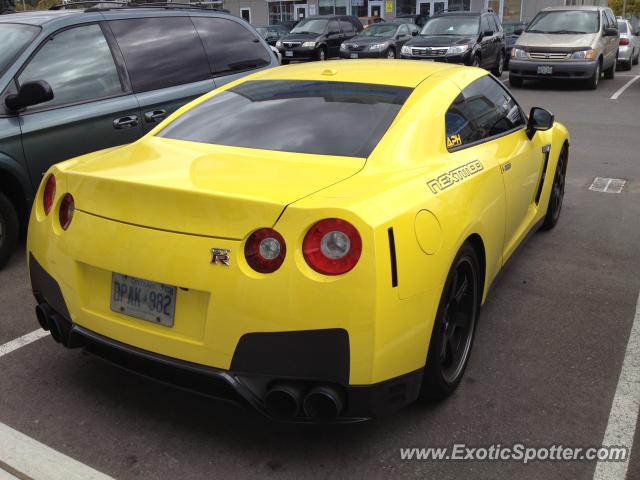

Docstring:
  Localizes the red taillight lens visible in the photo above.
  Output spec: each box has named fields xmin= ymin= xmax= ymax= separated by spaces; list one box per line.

xmin=43 ymin=175 xmax=56 ymax=215
xmin=303 ymin=218 xmax=362 ymax=275
xmin=620 ymin=38 xmax=630 ymax=46
xmin=59 ymin=194 xmax=74 ymax=230
xmin=245 ymin=228 xmax=286 ymax=273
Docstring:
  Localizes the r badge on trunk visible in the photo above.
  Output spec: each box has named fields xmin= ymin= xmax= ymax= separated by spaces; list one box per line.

xmin=211 ymin=248 xmax=231 ymax=266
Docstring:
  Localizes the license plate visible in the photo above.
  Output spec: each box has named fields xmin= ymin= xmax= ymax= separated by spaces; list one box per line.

xmin=537 ymin=65 xmax=553 ymax=75
xmin=285 ymin=51 xmax=293 ymax=57
xmin=110 ymin=273 xmax=177 ymax=327
xmin=350 ymin=53 xmax=358 ymax=59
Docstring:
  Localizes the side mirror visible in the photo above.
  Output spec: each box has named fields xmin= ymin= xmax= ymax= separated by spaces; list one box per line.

xmin=5 ymin=81 xmax=53 ymax=111
xmin=514 ymin=27 xmax=524 ymax=35
xmin=526 ymin=107 xmax=554 ymax=139
xmin=604 ymin=27 xmax=618 ymax=37
xmin=412 ymin=30 xmax=418 ymax=36
xmin=482 ymin=29 xmax=494 ymax=38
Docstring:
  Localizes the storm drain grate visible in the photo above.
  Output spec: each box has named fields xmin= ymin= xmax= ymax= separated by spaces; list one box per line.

xmin=589 ymin=177 xmax=627 ymax=194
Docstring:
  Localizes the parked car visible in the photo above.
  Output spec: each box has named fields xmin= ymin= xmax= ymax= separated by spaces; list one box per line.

xmin=276 ymin=15 xmax=363 ymax=63
xmin=400 ymin=11 xmax=506 ymax=77
xmin=509 ymin=6 xmax=619 ymax=89
xmin=340 ymin=22 xmax=419 ymax=59
xmin=0 ymin=4 xmax=278 ymax=268
xmin=278 ymin=20 xmax=299 ymax=31
xmin=393 ymin=13 xmax=428 ymax=28
xmin=27 ymin=60 xmax=569 ymax=422
xmin=616 ymin=17 xmax=639 ymax=70
xmin=255 ymin=24 xmax=290 ymax=46
xmin=359 ymin=16 xmax=385 ymax=28
xmin=503 ymin=21 xmax=527 ymax=69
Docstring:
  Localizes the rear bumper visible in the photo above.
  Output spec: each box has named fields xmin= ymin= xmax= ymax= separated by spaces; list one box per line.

xmin=508 ymin=59 xmax=598 ymax=80
xmin=618 ymin=45 xmax=633 ymax=62
xmin=30 ymin=252 xmax=423 ymax=422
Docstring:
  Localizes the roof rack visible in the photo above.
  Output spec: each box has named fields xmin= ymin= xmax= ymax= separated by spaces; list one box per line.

xmin=50 ymin=1 xmax=229 ymax=12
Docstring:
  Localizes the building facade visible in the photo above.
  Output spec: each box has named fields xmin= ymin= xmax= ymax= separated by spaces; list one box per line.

xmin=221 ymin=0 xmax=607 ymax=27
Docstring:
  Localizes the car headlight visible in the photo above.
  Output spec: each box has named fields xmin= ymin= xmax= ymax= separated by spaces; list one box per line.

xmin=276 ymin=40 xmax=282 ymax=48
xmin=368 ymin=42 xmax=388 ymax=51
xmin=302 ymin=41 xmax=316 ymax=48
xmin=447 ymin=44 xmax=470 ymax=55
xmin=511 ymin=48 xmax=527 ymax=59
xmin=401 ymin=45 xmax=411 ymax=55
xmin=570 ymin=49 xmax=597 ymax=60
xmin=340 ymin=43 xmax=347 ymax=50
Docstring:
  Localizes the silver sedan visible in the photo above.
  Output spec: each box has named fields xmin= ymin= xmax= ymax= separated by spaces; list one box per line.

xmin=617 ymin=18 xmax=639 ymax=70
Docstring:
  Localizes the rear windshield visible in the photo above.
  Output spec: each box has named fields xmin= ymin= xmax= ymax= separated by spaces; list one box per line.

xmin=526 ymin=10 xmax=599 ymax=34
xmin=618 ymin=21 xmax=628 ymax=33
xmin=159 ymin=80 xmax=412 ymax=158
xmin=0 ymin=24 xmax=40 ymax=76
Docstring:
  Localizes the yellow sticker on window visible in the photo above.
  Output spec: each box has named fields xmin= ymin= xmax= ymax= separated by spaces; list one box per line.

xmin=447 ymin=134 xmax=462 ymax=148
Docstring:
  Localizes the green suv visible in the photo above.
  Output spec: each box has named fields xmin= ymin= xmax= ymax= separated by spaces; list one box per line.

xmin=0 ymin=3 xmax=278 ymax=268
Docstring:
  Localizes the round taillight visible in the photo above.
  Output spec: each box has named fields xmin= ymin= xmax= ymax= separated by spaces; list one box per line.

xmin=245 ymin=228 xmax=286 ymax=273
xmin=59 ymin=194 xmax=75 ymax=231
xmin=43 ymin=175 xmax=56 ymax=215
xmin=303 ymin=218 xmax=361 ymax=275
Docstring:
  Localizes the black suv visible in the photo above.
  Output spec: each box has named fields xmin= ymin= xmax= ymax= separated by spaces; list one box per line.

xmin=400 ymin=11 xmax=506 ymax=76
xmin=276 ymin=15 xmax=363 ymax=63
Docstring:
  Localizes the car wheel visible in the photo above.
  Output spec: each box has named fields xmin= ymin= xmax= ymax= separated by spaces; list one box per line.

xmin=509 ymin=74 xmax=523 ymax=87
xmin=491 ymin=50 xmax=504 ymax=77
xmin=317 ymin=47 xmax=326 ymax=61
xmin=633 ymin=52 xmax=639 ymax=65
xmin=0 ymin=192 xmax=19 ymax=270
xmin=386 ymin=48 xmax=396 ymax=59
xmin=472 ymin=54 xmax=481 ymax=67
xmin=604 ymin=58 xmax=616 ymax=79
xmin=541 ymin=145 xmax=567 ymax=231
xmin=419 ymin=241 xmax=481 ymax=401
xmin=587 ymin=61 xmax=600 ymax=89
xmin=281 ymin=59 xmax=290 ymax=65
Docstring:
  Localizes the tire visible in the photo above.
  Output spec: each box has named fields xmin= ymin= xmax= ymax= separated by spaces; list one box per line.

xmin=419 ymin=241 xmax=481 ymax=401
xmin=623 ymin=60 xmax=632 ymax=71
xmin=586 ymin=61 xmax=601 ymax=90
xmin=386 ymin=48 xmax=396 ymax=59
xmin=317 ymin=47 xmax=326 ymax=61
xmin=540 ymin=145 xmax=568 ymax=231
xmin=0 ymin=192 xmax=19 ymax=270
xmin=281 ymin=59 xmax=290 ymax=65
xmin=471 ymin=54 xmax=481 ymax=67
xmin=633 ymin=52 xmax=639 ymax=66
xmin=491 ymin=50 xmax=504 ymax=77
xmin=509 ymin=74 xmax=523 ymax=87
xmin=604 ymin=58 xmax=616 ymax=79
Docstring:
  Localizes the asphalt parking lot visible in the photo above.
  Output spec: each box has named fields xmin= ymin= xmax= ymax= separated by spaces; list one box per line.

xmin=1 ymin=66 xmax=640 ymax=480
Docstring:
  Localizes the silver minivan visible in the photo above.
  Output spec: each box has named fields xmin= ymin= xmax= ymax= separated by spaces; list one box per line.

xmin=509 ymin=6 xmax=619 ymax=89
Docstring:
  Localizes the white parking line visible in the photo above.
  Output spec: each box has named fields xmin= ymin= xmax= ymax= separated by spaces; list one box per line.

xmin=0 ymin=422 xmax=114 ymax=480
xmin=593 ymin=291 xmax=640 ymax=480
xmin=611 ymin=75 xmax=640 ymax=100
xmin=0 ymin=330 xmax=48 ymax=358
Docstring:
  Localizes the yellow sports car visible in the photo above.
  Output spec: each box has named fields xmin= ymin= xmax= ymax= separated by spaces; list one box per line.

xmin=27 ymin=60 xmax=569 ymax=422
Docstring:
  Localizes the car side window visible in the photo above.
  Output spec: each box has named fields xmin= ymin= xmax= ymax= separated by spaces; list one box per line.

xmin=605 ymin=10 xmax=617 ymax=30
xmin=398 ymin=24 xmax=409 ymax=36
xmin=328 ymin=19 xmax=340 ymax=34
xmin=481 ymin=15 xmax=491 ymax=33
xmin=109 ymin=17 xmax=210 ymax=93
xmin=601 ymin=12 xmax=609 ymax=31
xmin=340 ymin=20 xmax=355 ymax=35
xmin=192 ymin=17 xmax=271 ymax=76
xmin=492 ymin=14 xmax=502 ymax=32
xmin=445 ymin=76 xmax=524 ymax=150
xmin=18 ymin=24 xmax=123 ymax=110
xmin=488 ymin=15 xmax=499 ymax=32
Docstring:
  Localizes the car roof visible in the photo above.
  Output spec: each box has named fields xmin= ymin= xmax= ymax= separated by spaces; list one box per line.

xmin=0 ymin=10 xmax=81 ymax=26
xmin=541 ymin=5 xmax=604 ymax=12
xmin=252 ymin=59 xmax=464 ymax=88
xmin=432 ymin=11 xmax=482 ymax=17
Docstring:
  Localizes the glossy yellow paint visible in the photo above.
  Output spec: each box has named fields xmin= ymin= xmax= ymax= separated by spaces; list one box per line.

xmin=27 ymin=60 xmax=569 ymax=386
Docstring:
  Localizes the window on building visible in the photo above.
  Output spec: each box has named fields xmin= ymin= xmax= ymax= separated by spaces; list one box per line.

xmin=448 ymin=0 xmax=470 ymax=12
xmin=240 ymin=8 xmax=251 ymax=23
xmin=502 ymin=0 xmax=522 ymax=22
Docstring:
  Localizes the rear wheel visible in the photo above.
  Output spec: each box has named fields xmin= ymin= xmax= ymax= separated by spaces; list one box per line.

xmin=509 ymin=74 xmax=523 ymax=87
xmin=419 ymin=242 xmax=481 ymax=401
xmin=541 ymin=145 xmax=567 ymax=231
xmin=0 ymin=192 xmax=19 ymax=270
xmin=491 ymin=50 xmax=504 ymax=77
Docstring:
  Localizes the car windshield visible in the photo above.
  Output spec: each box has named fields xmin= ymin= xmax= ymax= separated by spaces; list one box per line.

xmin=360 ymin=24 xmax=397 ymax=37
xmin=503 ymin=23 xmax=524 ymax=36
xmin=158 ymin=80 xmax=412 ymax=158
xmin=618 ymin=21 xmax=628 ymax=33
xmin=291 ymin=19 xmax=328 ymax=35
xmin=526 ymin=11 xmax=599 ymax=34
xmin=421 ymin=17 xmax=479 ymax=36
xmin=0 ymin=24 xmax=40 ymax=77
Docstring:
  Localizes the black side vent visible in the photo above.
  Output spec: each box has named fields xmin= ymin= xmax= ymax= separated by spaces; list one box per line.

xmin=388 ymin=228 xmax=398 ymax=288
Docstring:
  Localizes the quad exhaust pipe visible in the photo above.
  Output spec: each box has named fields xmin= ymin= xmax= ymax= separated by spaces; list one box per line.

xmin=264 ymin=382 xmax=345 ymax=421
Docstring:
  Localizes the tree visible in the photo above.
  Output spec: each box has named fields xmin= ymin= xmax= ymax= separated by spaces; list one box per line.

xmin=609 ymin=0 xmax=640 ymax=17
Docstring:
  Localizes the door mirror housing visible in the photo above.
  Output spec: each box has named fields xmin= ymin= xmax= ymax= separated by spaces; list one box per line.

xmin=482 ymin=29 xmax=494 ymax=38
xmin=5 ymin=81 xmax=53 ymax=111
xmin=604 ymin=27 xmax=618 ymax=37
xmin=514 ymin=27 xmax=524 ymax=35
xmin=411 ymin=29 xmax=418 ymax=36
xmin=526 ymin=107 xmax=554 ymax=139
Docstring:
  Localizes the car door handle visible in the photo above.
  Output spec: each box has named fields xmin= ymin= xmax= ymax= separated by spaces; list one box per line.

xmin=113 ymin=115 xmax=139 ymax=130
xmin=144 ymin=110 xmax=167 ymax=123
